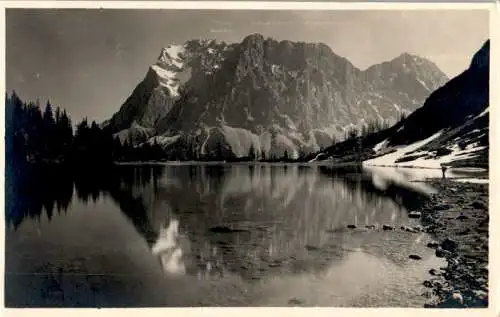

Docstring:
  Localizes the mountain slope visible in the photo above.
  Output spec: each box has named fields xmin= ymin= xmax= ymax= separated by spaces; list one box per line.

xmin=319 ymin=40 xmax=489 ymax=169
xmin=105 ymin=34 xmax=449 ymax=159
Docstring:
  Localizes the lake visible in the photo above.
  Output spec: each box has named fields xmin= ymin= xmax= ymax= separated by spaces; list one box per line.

xmin=5 ymin=163 xmax=451 ymax=307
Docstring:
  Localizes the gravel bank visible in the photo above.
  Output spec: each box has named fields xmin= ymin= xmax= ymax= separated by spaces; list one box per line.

xmin=417 ymin=180 xmax=489 ymax=308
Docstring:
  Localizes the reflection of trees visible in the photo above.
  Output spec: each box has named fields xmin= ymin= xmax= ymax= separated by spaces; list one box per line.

xmin=5 ymin=164 xmax=163 ymax=232
xmin=6 ymin=163 xmax=74 ymax=229
xmin=6 ymin=163 xmax=433 ymax=280
xmin=75 ymin=165 xmax=165 ymax=248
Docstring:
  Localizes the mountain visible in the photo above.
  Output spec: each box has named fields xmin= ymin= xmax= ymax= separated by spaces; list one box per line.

xmin=318 ymin=40 xmax=489 ymax=169
xmin=102 ymin=46 xmax=187 ymax=144
xmin=104 ymin=34 xmax=448 ymax=159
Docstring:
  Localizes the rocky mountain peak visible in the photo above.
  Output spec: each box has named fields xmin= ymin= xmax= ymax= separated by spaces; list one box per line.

xmin=106 ymin=35 xmax=450 ymax=160
xmin=157 ymin=45 xmax=185 ymax=70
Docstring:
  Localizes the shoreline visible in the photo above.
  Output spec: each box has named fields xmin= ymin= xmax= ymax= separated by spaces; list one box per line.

xmin=113 ymin=160 xmax=364 ymax=168
xmin=417 ymin=179 xmax=489 ymax=308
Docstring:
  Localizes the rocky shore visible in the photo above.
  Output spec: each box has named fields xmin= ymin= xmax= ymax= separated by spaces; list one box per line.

xmin=416 ymin=179 xmax=489 ymax=308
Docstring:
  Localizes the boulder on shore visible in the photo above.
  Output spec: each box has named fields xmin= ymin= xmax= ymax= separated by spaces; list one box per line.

xmin=441 ymin=238 xmax=458 ymax=252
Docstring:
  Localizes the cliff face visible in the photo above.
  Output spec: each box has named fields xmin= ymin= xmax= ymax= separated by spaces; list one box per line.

xmin=105 ymin=34 xmax=448 ymax=159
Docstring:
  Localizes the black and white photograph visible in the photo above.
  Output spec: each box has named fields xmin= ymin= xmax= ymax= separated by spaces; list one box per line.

xmin=2 ymin=2 xmax=495 ymax=311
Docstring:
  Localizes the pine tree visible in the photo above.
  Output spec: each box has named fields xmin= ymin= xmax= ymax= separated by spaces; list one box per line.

xmin=399 ymin=112 xmax=407 ymax=122
xmin=5 ymin=92 xmax=26 ymax=163
xmin=151 ymin=138 xmax=164 ymax=161
xmin=297 ymin=149 xmax=304 ymax=161
xmin=249 ymin=144 xmax=256 ymax=161
xmin=112 ymin=137 xmax=123 ymax=161
xmin=27 ymin=102 xmax=43 ymax=159
xmin=123 ymin=139 xmax=131 ymax=160
xmin=43 ymin=101 xmax=55 ymax=126
xmin=215 ymin=142 xmax=223 ymax=161
xmin=76 ymin=118 xmax=89 ymax=140
xmin=11 ymin=91 xmax=24 ymax=132
xmin=55 ymin=107 xmax=61 ymax=125
xmin=5 ymin=92 xmax=122 ymax=166
xmin=60 ymin=110 xmax=73 ymax=146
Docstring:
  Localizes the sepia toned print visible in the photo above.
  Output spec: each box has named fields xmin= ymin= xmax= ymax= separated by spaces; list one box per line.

xmin=4 ymin=7 xmax=490 ymax=308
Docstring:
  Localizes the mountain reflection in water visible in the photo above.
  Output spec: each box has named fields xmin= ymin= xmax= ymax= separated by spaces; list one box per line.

xmin=5 ymin=163 xmax=445 ymax=307
xmin=151 ymin=219 xmax=186 ymax=275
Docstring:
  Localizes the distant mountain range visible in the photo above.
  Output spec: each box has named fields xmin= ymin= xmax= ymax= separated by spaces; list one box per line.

xmin=318 ymin=40 xmax=489 ymax=169
xmin=102 ymin=34 xmax=448 ymax=160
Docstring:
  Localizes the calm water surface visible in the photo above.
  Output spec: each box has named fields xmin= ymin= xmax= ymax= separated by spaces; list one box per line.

xmin=5 ymin=163 xmax=447 ymax=307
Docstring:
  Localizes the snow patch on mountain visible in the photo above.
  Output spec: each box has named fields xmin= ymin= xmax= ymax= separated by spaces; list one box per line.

xmin=200 ymin=126 xmax=214 ymax=155
xmin=220 ymin=125 xmax=262 ymax=157
xmin=364 ymin=127 xmax=487 ymax=169
xmin=158 ymin=45 xmax=185 ymax=70
xmin=150 ymin=65 xmax=181 ymax=97
xmin=373 ymin=139 xmax=389 ymax=153
xmin=114 ymin=121 xmax=154 ymax=144
xmin=152 ymin=45 xmax=187 ymax=97
xmin=147 ymin=135 xmax=181 ymax=147
xmin=453 ymin=178 xmax=488 ymax=184
xmin=274 ymin=134 xmax=299 ymax=159
xmin=390 ymin=145 xmax=486 ymax=169
xmin=474 ymin=108 xmax=489 ymax=119
xmin=416 ymin=78 xmax=430 ymax=91
xmin=363 ymin=131 xmax=443 ymax=167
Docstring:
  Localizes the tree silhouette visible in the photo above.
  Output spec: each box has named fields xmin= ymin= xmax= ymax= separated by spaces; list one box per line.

xmin=60 ymin=110 xmax=73 ymax=147
xmin=249 ymin=144 xmax=256 ymax=161
xmin=42 ymin=101 xmax=57 ymax=157
xmin=215 ymin=142 xmax=223 ymax=161
xmin=283 ymin=149 xmax=289 ymax=162
xmin=261 ymin=149 xmax=267 ymax=161
xmin=4 ymin=91 xmax=124 ymax=166
xmin=43 ymin=101 xmax=55 ymax=126
xmin=151 ymin=139 xmax=164 ymax=161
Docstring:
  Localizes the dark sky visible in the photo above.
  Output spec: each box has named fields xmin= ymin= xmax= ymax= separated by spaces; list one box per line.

xmin=6 ymin=9 xmax=489 ymax=123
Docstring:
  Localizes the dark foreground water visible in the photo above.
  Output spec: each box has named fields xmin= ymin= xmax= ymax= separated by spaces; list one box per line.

xmin=5 ymin=163 xmax=448 ymax=307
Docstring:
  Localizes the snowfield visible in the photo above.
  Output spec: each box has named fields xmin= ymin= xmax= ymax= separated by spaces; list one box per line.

xmin=373 ymin=139 xmax=389 ymax=153
xmin=151 ymin=65 xmax=181 ymax=97
xmin=147 ymin=135 xmax=181 ymax=147
xmin=160 ymin=45 xmax=185 ymax=69
xmin=152 ymin=44 xmax=187 ymax=97
xmin=453 ymin=178 xmax=489 ymax=184
xmin=364 ymin=128 xmax=487 ymax=169
xmin=363 ymin=131 xmax=443 ymax=168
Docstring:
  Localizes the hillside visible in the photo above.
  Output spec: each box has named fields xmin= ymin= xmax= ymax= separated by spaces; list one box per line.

xmin=318 ymin=40 xmax=489 ymax=169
